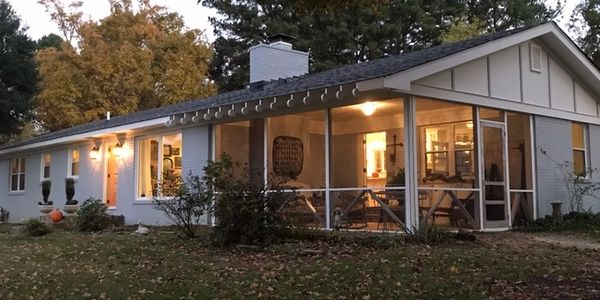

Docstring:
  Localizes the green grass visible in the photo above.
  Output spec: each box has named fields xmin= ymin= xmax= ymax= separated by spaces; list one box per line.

xmin=0 ymin=230 xmax=599 ymax=299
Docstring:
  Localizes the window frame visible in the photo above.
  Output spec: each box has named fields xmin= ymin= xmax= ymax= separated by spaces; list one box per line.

xmin=135 ymin=131 xmax=182 ymax=201
xmin=40 ymin=153 xmax=51 ymax=182
xmin=10 ymin=157 xmax=26 ymax=193
xmin=571 ymin=122 xmax=589 ymax=177
xmin=67 ymin=148 xmax=80 ymax=179
xmin=421 ymin=121 xmax=475 ymax=180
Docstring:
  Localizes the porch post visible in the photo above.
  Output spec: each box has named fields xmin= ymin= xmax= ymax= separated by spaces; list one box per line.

xmin=404 ymin=95 xmax=419 ymax=231
xmin=325 ymin=109 xmax=331 ymax=229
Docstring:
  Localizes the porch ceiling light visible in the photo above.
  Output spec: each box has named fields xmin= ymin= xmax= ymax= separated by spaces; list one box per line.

xmin=361 ymin=102 xmax=376 ymax=116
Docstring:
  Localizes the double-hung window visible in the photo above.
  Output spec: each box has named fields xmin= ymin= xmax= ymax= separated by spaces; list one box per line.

xmin=41 ymin=153 xmax=51 ymax=181
xmin=68 ymin=148 xmax=80 ymax=178
xmin=137 ymin=132 xmax=182 ymax=199
xmin=572 ymin=122 xmax=588 ymax=177
xmin=10 ymin=157 xmax=25 ymax=192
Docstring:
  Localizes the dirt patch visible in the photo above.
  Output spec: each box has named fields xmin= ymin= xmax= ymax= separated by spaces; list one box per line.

xmin=533 ymin=234 xmax=600 ymax=250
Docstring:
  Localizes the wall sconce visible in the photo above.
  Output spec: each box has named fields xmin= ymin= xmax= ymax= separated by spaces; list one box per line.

xmin=113 ymin=134 xmax=127 ymax=158
xmin=89 ymin=145 xmax=100 ymax=160
xmin=113 ymin=142 xmax=124 ymax=158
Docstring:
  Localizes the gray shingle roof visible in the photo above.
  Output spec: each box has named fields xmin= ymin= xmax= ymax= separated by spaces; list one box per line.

xmin=1 ymin=24 xmax=537 ymax=151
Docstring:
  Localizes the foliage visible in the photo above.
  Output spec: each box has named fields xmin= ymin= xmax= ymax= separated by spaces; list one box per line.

xmin=35 ymin=0 xmax=216 ymax=131
xmin=74 ymin=198 xmax=110 ymax=232
xmin=39 ymin=180 xmax=53 ymax=205
xmin=65 ymin=178 xmax=77 ymax=205
xmin=464 ymin=0 xmax=562 ymax=33
xmin=404 ymin=223 xmax=452 ymax=245
xmin=206 ymin=154 xmax=291 ymax=246
xmin=542 ymin=150 xmax=600 ymax=213
xmin=24 ymin=218 xmax=50 ymax=236
xmin=201 ymin=0 xmax=464 ymax=92
xmin=521 ymin=211 xmax=600 ymax=234
xmin=0 ymin=0 xmax=38 ymax=137
xmin=441 ymin=17 xmax=488 ymax=43
xmin=35 ymin=33 xmax=63 ymax=50
xmin=201 ymin=0 xmax=559 ymax=92
xmin=570 ymin=0 xmax=600 ymax=67
xmin=153 ymin=173 xmax=212 ymax=238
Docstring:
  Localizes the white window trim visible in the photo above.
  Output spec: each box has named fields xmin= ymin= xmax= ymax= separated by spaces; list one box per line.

xmin=10 ymin=157 xmax=26 ymax=193
xmin=67 ymin=147 xmax=80 ymax=179
xmin=134 ymin=132 xmax=181 ymax=202
xmin=40 ymin=153 xmax=51 ymax=182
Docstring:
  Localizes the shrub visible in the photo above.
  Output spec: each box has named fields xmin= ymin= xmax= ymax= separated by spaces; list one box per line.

xmin=74 ymin=198 xmax=111 ymax=232
xmin=520 ymin=211 xmax=600 ymax=233
xmin=404 ymin=224 xmax=452 ymax=245
xmin=24 ymin=218 xmax=50 ymax=236
xmin=65 ymin=178 xmax=78 ymax=205
xmin=206 ymin=154 xmax=291 ymax=247
xmin=153 ymin=174 xmax=212 ymax=238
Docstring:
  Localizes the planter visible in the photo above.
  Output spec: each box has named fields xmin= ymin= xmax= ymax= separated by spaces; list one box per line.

xmin=63 ymin=204 xmax=80 ymax=215
xmin=38 ymin=205 xmax=54 ymax=214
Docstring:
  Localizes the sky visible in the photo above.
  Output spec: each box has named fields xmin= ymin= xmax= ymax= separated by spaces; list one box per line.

xmin=6 ymin=0 xmax=581 ymax=43
xmin=8 ymin=0 xmax=218 ymax=41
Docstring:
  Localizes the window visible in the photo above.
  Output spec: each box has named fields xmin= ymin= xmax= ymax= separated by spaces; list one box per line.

xmin=572 ymin=122 xmax=587 ymax=176
xmin=422 ymin=122 xmax=474 ymax=179
xmin=137 ymin=132 xmax=182 ymax=198
xmin=68 ymin=149 xmax=80 ymax=178
xmin=41 ymin=153 xmax=51 ymax=181
xmin=10 ymin=157 xmax=25 ymax=192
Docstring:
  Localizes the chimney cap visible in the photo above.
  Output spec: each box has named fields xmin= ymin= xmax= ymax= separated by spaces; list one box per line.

xmin=268 ymin=33 xmax=296 ymax=44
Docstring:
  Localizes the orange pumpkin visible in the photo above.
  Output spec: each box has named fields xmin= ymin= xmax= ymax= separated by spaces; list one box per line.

xmin=49 ymin=208 xmax=63 ymax=223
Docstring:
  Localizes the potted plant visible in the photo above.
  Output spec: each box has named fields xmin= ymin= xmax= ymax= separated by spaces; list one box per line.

xmin=38 ymin=180 xmax=54 ymax=214
xmin=63 ymin=178 xmax=79 ymax=215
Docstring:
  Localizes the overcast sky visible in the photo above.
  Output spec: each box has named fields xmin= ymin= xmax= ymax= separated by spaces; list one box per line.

xmin=7 ymin=0 xmax=580 ymax=43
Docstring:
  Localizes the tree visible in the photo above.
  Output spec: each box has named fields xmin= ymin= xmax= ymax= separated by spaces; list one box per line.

xmin=441 ymin=17 xmax=488 ymax=43
xmin=0 ymin=0 xmax=38 ymax=140
xmin=570 ymin=0 xmax=600 ymax=67
xmin=36 ymin=33 xmax=63 ymax=50
xmin=201 ymin=0 xmax=464 ymax=92
xmin=36 ymin=0 xmax=216 ymax=131
xmin=465 ymin=0 xmax=562 ymax=33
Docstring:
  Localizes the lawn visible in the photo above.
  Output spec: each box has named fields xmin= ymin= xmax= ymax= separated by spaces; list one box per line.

xmin=1 ymin=228 xmax=599 ymax=299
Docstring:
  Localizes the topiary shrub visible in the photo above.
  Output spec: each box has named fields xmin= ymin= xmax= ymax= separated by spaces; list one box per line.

xmin=65 ymin=178 xmax=78 ymax=205
xmin=74 ymin=198 xmax=111 ymax=232
xmin=24 ymin=218 xmax=50 ymax=236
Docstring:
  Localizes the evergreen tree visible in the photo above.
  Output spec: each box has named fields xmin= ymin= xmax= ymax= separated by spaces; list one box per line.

xmin=0 ymin=0 xmax=37 ymax=138
xmin=571 ymin=0 xmax=600 ymax=67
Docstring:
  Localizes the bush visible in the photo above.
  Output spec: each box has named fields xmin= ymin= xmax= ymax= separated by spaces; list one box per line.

xmin=404 ymin=224 xmax=452 ymax=245
xmin=153 ymin=174 xmax=212 ymax=238
xmin=206 ymin=154 xmax=290 ymax=247
xmin=520 ymin=211 xmax=600 ymax=233
xmin=24 ymin=218 xmax=50 ymax=236
xmin=74 ymin=198 xmax=111 ymax=232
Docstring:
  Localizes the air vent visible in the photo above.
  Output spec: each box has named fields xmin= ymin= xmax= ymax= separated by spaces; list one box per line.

xmin=530 ymin=44 xmax=542 ymax=73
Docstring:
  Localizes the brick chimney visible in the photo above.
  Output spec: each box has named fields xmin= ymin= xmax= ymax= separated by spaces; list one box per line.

xmin=249 ymin=33 xmax=309 ymax=84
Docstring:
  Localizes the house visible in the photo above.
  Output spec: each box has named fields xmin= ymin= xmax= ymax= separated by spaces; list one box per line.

xmin=1 ymin=22 xmax=599 ymax=231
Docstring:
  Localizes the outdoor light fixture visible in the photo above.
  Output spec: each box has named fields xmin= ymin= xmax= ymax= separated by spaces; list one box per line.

xmin=361 ymin=102 xmax=376 ymax=116
xmin=113 ymin=142 xmax=124 ymax=158
xmin=466 ymin=122 xmax=474 ymax=129
xmin=89 ymin=145 xmax=100 ymax=160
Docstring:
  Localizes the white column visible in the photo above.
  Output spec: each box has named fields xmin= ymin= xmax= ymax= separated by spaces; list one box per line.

xmin=325 ymin=109 xmax=332 ymax=229
xmin=403 ymin=95 xmax=419 ymax=231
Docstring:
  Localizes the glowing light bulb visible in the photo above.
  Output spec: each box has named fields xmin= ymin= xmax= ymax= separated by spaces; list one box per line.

xmin=361 ymin=102 xmax=376 ymax=116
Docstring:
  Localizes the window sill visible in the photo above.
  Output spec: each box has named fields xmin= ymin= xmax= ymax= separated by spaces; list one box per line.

xmin=134 ymin=199 xmax=154 ymax=205
xmin=8 ymin=191 xmax=25 ymax=195
xmin=67 ymin=176 xmax=79 ymax=182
